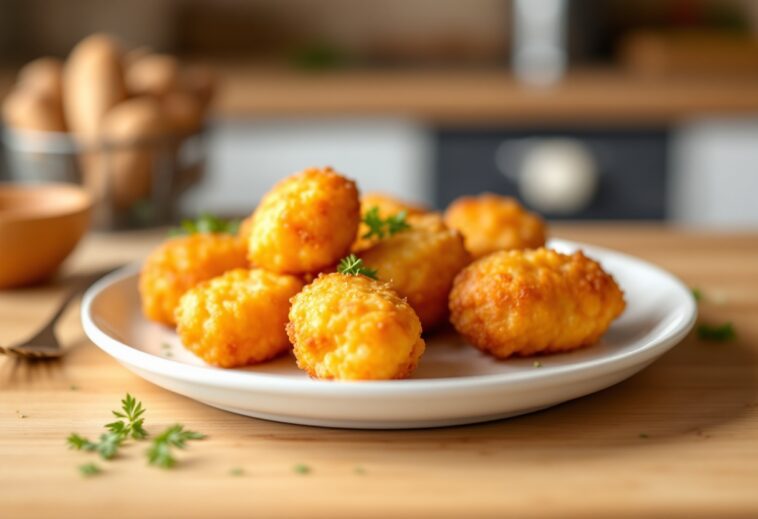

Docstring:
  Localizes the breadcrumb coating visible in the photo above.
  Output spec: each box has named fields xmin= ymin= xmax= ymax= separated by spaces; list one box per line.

xmin=449 ymin=248 xmax=625 ymax=359
xmin=444 ymin=193 xmax=546 ymax=258
xmin=248 ymin=167 xmax=360 ymax=274
xmin=358 ymin=213 xmax=469 ymax=330
xmin=139 ymin=233 xmax=248 ymax=326
xmin=287 ymin=273 xmax=425 ymax=380
xmin=176 ymin=268 xmax=303 ymax=367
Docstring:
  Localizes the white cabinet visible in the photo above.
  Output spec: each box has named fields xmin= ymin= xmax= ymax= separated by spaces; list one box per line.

xmin=670 ymin=120 xmax=758 ymax=228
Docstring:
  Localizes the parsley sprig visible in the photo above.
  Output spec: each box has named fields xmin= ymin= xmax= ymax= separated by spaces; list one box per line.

xmin=67 ymin=432 xmax=124 ymax=460
xmin=361 ymin=207 xmax=410 ymax=240
xmin=147 ymin=424 xmax=206 ymax=469
xmin=106 ymin=393 xmax=148 ymax=440
xmin=67 ymin=393 xmax=206 ymax=474
xmin=78 ymin=463 xmax=102 ymax=477
xmin=337 ymin=254 xmax=378 ymax=279
xmin=169 ymin=213 xmax=240 ymax=237
xmin=67 ymin=394 xmax=147 ymax=459
xmin=697 ymin=322 xmax=736 ymax=342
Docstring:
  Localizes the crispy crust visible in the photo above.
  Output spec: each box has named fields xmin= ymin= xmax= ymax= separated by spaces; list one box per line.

xmin=175 ymin=268 xmax=303 ymax=368
xmin=449 ymin=248 xmax=625 ymax=359
xmin=139 ymin=233 xmax=248 ymax=326
xmin=358 ymin=213 xmax=470 ymax=330
xmin=444 ymin=193 xmax=546 ymax=258
xmin=287 ymin=273 xmax=425 ymax=380
xmin=248 ymin=167 xmax=360 ymax=274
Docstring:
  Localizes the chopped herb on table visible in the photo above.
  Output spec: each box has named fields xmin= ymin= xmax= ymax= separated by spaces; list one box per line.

xmin=338 ymin=254 xmax=378 ymax=280
xmin=293 ymin=463 xmax=311 ymax=475
xmin=67 ymin=393 xmax=206 ymax=473
xmin=107 ymin=393 xmax=148 ymax=440
xmin=697 ymin=322 xmax=736 ymax=342
xmin=229 ymin=467 xmax=245 ymax=477
xmin=78 ymin=463 xmax=102 ymax=477
xmin=691 ymin=288 xmax=703 ymax=302
xmin=147 ymin=424 xmax=206 ymax=469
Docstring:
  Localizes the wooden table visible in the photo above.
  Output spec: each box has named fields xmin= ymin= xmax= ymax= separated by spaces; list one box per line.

xmin=1 ymin=224 xmax=757 ymax=518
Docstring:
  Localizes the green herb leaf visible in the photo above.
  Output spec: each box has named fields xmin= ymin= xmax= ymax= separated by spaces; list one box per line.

xmin=361 ymin=206 xmax=409 ymax=240
xmin=691 ymin=288 xmax=703 ymax=302
xmin=337 ymin=254 xmax=378 ymax=280
xmin=67 ymin=433 xmax=97 ymax=452
xmin=169 ymin=213 xmax=240 ymax=237
xmin=293 ymin=463 xmax=311 ymax=475
xmin=229 ymin=467 xmax=245 ymax=477
xmin=107 ymin=393 xmax=148 ymax=440
xmin=95 ymin=433 xmax=124 ymax=460
xmin=79 ymin=463 xmax=102 ymax=477
xmin=66 ymin=432 xmax=124 ymax=459
xmin=697 ymin=322 xmax=736 ymax=342
xmin=147 ymin=424 xmax=206 ymax=469
xmin=385 ymin=210 xmax=410 ymax=235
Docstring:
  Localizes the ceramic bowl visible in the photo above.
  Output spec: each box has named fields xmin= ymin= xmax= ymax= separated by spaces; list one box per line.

xmin=0 ymin=183 xmax=91 ymax=288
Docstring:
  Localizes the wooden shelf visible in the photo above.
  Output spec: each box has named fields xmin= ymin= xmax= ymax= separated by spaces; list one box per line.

xmin=213 ymin=64 xmax=758 ymax=125
xmin=3 ymin=63 xmax=758 ymax=126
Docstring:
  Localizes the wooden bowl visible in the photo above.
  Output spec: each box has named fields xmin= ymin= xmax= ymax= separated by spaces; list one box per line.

xmin=0 ymin=183 xmax=91 ymax=288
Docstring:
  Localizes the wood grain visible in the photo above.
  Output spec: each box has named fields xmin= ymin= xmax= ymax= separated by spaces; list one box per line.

xmin=1 ymin=224 xmax=758 ymax=519
xmin=4 ymin=65 xmax=758 ymax=125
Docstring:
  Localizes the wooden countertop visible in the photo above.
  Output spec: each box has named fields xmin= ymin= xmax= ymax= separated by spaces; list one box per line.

xmin=3 ymin=64 xmax=758 ymax=125
xmin=2 ymin=224 xmax=758 ymax=518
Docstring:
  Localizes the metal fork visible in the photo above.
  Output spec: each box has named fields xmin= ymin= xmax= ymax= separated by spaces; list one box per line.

xmin=0 ymin=267 xmax=118 ymax=359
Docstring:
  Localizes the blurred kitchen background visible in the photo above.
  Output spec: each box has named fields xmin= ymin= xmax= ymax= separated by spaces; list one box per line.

xmin=1 ymin=0 xmax=757 ymax=227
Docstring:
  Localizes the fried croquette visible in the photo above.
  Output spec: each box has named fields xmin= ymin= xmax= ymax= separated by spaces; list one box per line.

xmin=248 ymin=167 xmax=360 ymax=274
xmin=176 ymin=268 xmax=303 ymax=368
xmin=358 ymin=214 xmax=469 ymax=330
xmin=449 ymin=248 xmax=625 ymax=359
xmin=139 ymin=233 xmax=248 ymax=326
xmin=444 ymin=193 xmax=546 ymax=258
xmin=287 ymin=273 xmax=425 ymax=380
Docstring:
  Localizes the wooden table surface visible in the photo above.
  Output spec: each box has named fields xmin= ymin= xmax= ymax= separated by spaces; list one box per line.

xmin=1 ymin=224 xmax=757 ymax=518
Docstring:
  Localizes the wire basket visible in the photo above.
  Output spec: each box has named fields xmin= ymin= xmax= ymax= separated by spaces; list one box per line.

xmin=2 ymin=127 xmax=207 ymax=230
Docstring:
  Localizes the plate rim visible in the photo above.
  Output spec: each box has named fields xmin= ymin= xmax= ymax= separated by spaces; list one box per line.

xmin=81 ymin=239 xmax=698 ymax=396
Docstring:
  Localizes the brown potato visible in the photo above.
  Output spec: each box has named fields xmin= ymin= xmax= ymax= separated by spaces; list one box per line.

xmin=2 ymin=87 xmax=66 ymax=132
xmin=126 ymin=53 xmax=181 ymax=98
xmin=100 ymin=97 xmax=167 ymax=209
xmin=17 ymin=57 xmax=64 ymax=102
xmin=63 ymin=33 xmax=127 ymax=140
xmin=162 ymin=91 xmax=203 ymax=135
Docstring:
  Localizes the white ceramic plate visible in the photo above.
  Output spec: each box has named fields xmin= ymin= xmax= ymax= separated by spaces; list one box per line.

xmin=81 ymin=239 xmax=697 ymax=429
